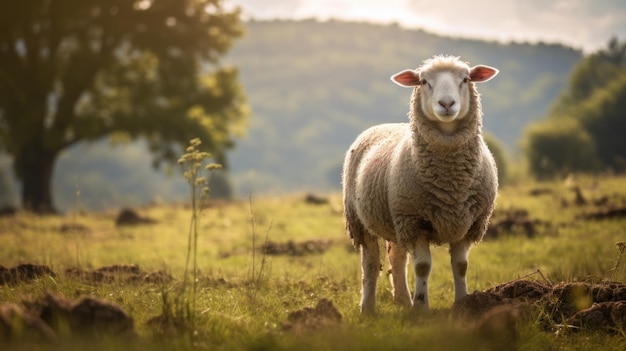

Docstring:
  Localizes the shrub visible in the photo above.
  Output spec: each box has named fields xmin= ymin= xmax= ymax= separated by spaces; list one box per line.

xmin=524 ymin=118 xmax=599 ymax=179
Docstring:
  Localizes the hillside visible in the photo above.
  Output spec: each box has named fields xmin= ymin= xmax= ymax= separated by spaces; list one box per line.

xmin=1 ymin=20 xmax=583 ymax=210
xmin=225 ymin=20 xmax=581 ymax=194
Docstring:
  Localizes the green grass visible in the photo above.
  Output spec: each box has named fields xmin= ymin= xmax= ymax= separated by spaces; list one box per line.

xmin=1 ymin=175 xmax=626 ymax=350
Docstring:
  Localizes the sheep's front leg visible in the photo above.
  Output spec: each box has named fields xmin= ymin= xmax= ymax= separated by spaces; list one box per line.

xmin=450 ymin=239 xmax=471 ymax=301
xmin=410 ymin=237 xmax=431 ymax=308
xmin=386 ymin=241 xmax=412 ymax=307
xmin=360 ymin=234 xmax=381 ymax=314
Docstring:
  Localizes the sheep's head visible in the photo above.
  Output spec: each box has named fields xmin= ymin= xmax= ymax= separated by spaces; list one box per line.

xmin=391 ymin=55 xmax=498 ymax=132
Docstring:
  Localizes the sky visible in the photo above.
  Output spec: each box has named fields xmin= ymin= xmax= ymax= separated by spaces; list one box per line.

xmin=228 ymin=0 xmax=626 ymax=53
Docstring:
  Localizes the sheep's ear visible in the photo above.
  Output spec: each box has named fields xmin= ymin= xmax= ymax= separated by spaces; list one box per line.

xmin=470 ymin=65 xmax=499 ymax=82
xmin=391 ymin=69 xmax=421 ymax=87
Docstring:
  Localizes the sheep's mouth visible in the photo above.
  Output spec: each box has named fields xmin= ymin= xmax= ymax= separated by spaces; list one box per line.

xmin=434 ymin=113 xmax=458 ymax=123
xmin=433 ymin=105 xmax=460 ymax=122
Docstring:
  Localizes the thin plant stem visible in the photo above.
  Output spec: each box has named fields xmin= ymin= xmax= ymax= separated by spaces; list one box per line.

xmin=249 ymin=193 xmax=256 ymax=284
xmin=257 ymin=220 xmax=273 ymax=285
xmin=192 ymin=194 xmax=198 ymax=320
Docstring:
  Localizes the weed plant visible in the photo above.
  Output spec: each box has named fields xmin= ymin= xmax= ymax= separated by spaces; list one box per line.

xmin=167 ymin=138 xmax=222 ymax=334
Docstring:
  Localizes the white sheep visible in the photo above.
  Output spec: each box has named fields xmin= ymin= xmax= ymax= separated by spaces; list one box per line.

xmin=342 ymin=55 xmax=499 ymax=313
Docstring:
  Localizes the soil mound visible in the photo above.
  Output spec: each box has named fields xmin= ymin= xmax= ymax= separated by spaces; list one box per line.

xmin=569 ymin=301 xmax=626 ymax=331
xmin=65 ymin=264 xmax=172 ymax=284
xmin=0 ymin=264 xmax=55 ymax=285
xmin=32 ymin=293 xmax=134 ymax=335
xmin=1 ymin=292 xmax=134 ymax=341
xmin=282 ymin=298 xmax=342 ymax=333
xmin=454 ymin=279 xmax=626 ymax=334
xmin=262 ymin=239 xmax=333 ymax=256
xmin=115 ymin=208 xmax=156 ymax=226
xmin=486 ymin=208 xmax=551 ymax=239
xmin=0 ymin=303 xmax=56 ymax=341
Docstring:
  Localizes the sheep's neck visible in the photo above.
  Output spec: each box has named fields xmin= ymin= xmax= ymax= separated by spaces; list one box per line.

xmin=410 ymin=112 xmax=483 ymax=198
xmin=416 ymin=134 xmax=480 ymax=190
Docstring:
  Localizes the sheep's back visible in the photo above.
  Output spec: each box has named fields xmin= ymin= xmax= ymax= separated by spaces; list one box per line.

xmin=343 ymin=123 xmax=408 ymax=242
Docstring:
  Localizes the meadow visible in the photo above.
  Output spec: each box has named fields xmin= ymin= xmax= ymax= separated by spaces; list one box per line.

xmin=1 ymin=174 xmax=626 ymax=350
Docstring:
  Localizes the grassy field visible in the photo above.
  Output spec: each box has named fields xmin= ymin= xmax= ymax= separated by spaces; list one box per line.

xmin=1 ymin=174 xmax=626 ymax=350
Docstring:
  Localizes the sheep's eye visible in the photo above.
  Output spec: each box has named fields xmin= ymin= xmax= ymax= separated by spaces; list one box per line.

xmin=420 ymin=79 xmax=428 ymax=86
xmin=462 ymin=77 xmax=470 ymax=84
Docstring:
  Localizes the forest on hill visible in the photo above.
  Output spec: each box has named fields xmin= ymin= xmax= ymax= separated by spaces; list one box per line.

xmin=0 ymin=20 xmax=582 ymax=210
xmin=225 ymin=20 xmax=581 ymax=194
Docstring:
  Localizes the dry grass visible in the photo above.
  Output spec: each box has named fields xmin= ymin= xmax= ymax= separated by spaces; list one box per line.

xmin=1 ymin=175 xmax=626 ymax=350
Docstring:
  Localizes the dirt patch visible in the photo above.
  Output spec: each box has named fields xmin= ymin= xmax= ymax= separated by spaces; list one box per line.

xmin=282 ymin=298 xmax=342 ymax=333
xmin=453 ymin=291 xmax=512 ymax=319
xmin=467 ymin=303 xmax=530 ymax=344
xmin=0 ymin=264 xmax=55 ymax=285
xmin=487 ymin=279 xmax=551 ymax=300
xmin=262 ymin=239 xmax=333 ymax=256
xmin=544 ymin=281 xmax=626 ymax=319
xmin=0 ymin=206 xmax=17 ymax=217
xmin=454 ymin=279 xmax=626 ymax=334
xmin=59 ymin=222 xmax=92 ymax=234
xmin=115 ymin=208 xmax=156 ymax=226
xmin=304 ymin=193 xmax=329 ymax=205
xmin=26 ymin=292 xmax=134 ymax=336
xmin=528 ymin=188 xmax=554 ymax=196
xmin=65 ymin=264 xmax=172 ymax=284
xmin=0 ymin=303 xmax=56 ymax=341
xmin=1 ymin=292 xmax=134 ymax=341
xmin=568 ymin=301 xmax=626 ymax=331
xmin=0 ymin=263 xmax=171 ymax=285
xmin=580 ymin=206 xmax=626 ymax=220
xmin=486 ymin=208 xmax=551 ymax=239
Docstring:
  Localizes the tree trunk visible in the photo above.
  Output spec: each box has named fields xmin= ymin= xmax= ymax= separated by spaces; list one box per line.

xmin=15 ymin=144 xmax=58 ymax=214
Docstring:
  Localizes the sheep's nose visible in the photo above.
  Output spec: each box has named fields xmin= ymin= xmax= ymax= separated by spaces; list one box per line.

xmin=438 ymin=99 xmax=455 ymax=110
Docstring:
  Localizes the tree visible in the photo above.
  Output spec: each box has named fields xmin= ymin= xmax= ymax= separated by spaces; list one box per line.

xmin=524 ymin=118 xmax=599 ymax=179
xmin=550 ymin=36 xmax=626 ymax=115
xmin=524 ymin=38 xmax=626 ymax=178
xmin=0 ymin=0 xmax=248 ymax=212
xmin=575 ymin=72 xmax=626 ymax=172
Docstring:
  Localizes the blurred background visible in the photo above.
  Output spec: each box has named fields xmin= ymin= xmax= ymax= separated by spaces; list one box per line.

xmin=1 ymin=0 xmax=625 ymax=212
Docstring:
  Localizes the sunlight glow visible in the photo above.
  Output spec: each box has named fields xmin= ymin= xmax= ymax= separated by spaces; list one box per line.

xmin=231 ymin=0 xmax=626 ymax=53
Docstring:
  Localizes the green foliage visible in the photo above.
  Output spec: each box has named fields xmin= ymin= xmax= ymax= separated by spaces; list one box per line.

xmin=0 ymin=0 xmax=248 ymax=211
xmin=524 ymin=38 xmax=626 ymax=178
xmin=524 ymin=118 xmax=599 ymax=179
xmin=575 ymin=72 xmax=626 ymax=171
xmin=483 ymin=133 xmax=509 ymax=185
xmin=555 ymin=37 xmax=626 ymax=108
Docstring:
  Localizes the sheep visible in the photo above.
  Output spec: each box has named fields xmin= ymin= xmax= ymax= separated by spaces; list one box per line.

xmin=342 ymin=55 xmax=499 ymax=313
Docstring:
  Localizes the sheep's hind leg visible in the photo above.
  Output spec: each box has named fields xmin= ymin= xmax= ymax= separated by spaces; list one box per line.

xmin=360 ymin=234 xmax=381 ymax=314
xmin=450 ymin=239 xmax=470 ymax=301
xmin=410 ymin=237 xmax=431 ymax=309
xmin=386 ymin=241 xmax=412 ymax=307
